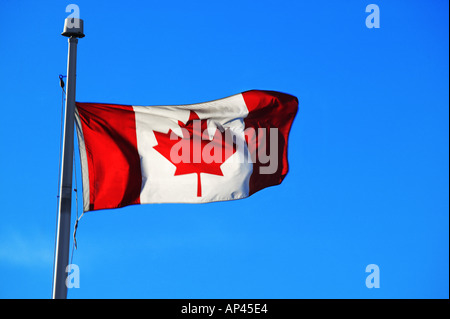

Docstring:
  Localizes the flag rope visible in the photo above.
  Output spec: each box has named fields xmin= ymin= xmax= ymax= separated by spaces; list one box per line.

xmin=51 ymin=74 xmax=66 ymax=297
xmin=71 ymin=151 xmax=84 ymax=254
xmin=52 ymin=74 xmax=83 ymax=298
xmin=68 ymin=79 xmax=83 ymax=298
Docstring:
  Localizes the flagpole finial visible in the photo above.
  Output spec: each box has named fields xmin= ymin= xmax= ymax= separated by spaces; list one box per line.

xmin=62 ymin=18 xmax=85 ymax=38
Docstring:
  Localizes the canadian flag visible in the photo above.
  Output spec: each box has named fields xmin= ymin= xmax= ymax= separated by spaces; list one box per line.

xmin=75 ymin=90 xmax=298 ymax=211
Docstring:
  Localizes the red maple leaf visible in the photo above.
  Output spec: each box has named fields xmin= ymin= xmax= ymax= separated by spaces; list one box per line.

xmin=153 ymin=111 xmax=236 ymax=197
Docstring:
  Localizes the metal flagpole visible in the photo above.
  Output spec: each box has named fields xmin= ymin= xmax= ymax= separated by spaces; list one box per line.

xmin=52 ymin=17 xmax=85 ymax=299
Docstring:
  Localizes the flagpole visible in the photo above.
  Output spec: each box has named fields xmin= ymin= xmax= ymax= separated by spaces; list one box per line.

xmin=52 ymin=18 xmax=84 ymax=299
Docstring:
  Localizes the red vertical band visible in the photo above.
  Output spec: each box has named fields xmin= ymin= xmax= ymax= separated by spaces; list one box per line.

xmin=76 ymin=102 xmax=141 ymax=211
xmin=242 ymin=90 xmax=298 ymax=195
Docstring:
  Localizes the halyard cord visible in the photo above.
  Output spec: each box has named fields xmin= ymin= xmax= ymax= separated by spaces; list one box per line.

xmin=72 ymin=151 xmax=84 ymax=255
xmin=51 ymin=75 xmax=66 ymax=297
xmin=52 ymin=74 xmax=84 ymax=297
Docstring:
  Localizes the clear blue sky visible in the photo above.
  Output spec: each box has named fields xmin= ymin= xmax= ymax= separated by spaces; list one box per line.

xmin=0 ymin=0 xmax=448 ymax=299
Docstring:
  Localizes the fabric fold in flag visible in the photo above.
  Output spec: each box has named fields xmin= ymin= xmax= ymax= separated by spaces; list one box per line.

xmin=75 ymin=90 xmax=298 ymax=212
